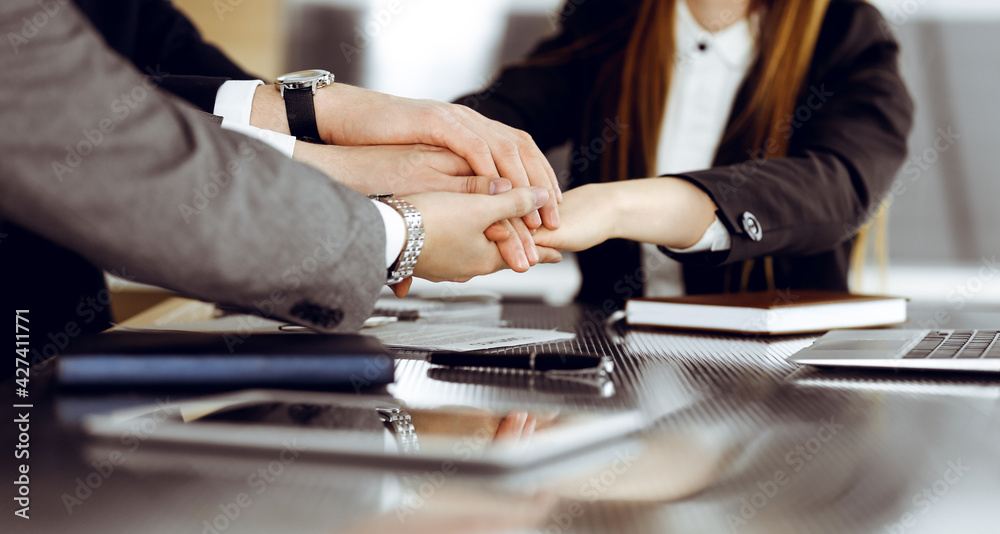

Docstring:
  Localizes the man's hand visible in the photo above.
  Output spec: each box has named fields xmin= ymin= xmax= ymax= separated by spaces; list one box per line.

xmin=293 ymin=142 xmax=542 ymax=271
xmin=294 ymin=142 xmax=507 ymax=197
xmin=251 ymin=83 xmax=562 ymax=229
xmin=405 ymin=187 xmax=562 ymax=284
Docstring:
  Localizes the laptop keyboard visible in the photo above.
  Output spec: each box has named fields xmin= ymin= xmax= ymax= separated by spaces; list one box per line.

xmin=903 ymin=330 xmax=1000 ymax=359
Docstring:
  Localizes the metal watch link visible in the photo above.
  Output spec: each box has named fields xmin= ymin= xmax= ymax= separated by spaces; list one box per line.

xmin=370 ymin=194 xmax=424 ymax=285
xmin=274 ymin=69 xmax=333 ymax=143
xmin=376 ymin=406 xmax=420 ymax=455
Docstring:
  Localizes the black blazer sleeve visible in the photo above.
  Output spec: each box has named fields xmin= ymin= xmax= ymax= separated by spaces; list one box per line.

xmin=459 ymin=0 xmax=638 ymax=153
xmin=465 ymin=0 xmax=913 ymax=270
xmin=74 ymin=0 xmax=257 ymax=112
xmin=666 ymin=1 xmax=914 ymax=266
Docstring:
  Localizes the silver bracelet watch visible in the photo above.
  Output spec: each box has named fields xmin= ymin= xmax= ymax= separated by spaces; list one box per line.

xmin=370 ymin=194 xmax=424 ymax=285
xmin=376 ymin=406 xmax=420 ymax=455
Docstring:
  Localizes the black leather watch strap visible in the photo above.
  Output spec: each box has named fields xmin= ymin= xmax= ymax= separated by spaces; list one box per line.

xmin=284 ymin=89 xmax=322 ymax=143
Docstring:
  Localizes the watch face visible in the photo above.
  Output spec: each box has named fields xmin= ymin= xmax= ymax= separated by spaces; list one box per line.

xmin=276 ymin=69 xmax=333 ymax=90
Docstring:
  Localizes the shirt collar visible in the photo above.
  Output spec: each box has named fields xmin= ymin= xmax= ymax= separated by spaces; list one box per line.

xmin=675 ymin=0 xmax=756 ymax=69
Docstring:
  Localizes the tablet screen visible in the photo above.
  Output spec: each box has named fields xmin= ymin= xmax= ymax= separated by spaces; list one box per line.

xmin=85 ymin=390 xmax=643 ymax=471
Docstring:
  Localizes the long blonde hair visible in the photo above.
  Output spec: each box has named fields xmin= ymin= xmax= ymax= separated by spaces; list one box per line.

xmin=610 ymin=0 xmax=831 ymax=179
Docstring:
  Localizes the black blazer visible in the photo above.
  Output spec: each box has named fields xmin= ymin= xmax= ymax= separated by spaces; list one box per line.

xmin=461 ymin=0 xmax=914 ymax=309
xmin=74 ymin=0 xmax=255 ymax=111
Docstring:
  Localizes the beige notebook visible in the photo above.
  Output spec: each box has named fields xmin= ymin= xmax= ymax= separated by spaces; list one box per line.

xmin=626 ymin=290 xmax=907 ymax=335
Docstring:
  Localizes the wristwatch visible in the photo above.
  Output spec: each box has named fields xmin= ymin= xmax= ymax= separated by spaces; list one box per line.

xmin=274 ymin=69 xmax=333 ymax=143
xmin=370 ymin=194 xmax=424 ymax=285
xmin=376 ymin=406 xmax=420 ymax=455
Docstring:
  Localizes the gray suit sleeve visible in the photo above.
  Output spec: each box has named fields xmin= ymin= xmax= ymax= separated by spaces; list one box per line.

xmin=0 ymin=0 xmax=386 ymax=332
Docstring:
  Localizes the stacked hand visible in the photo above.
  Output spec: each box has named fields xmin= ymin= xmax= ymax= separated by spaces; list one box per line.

xmin=255 ymin=83 xmax=562 ymax=226
xmin=251 ymin=83 xmax=563 ymax=291
xmin=293 ymin=142 xmax=492 ymax=197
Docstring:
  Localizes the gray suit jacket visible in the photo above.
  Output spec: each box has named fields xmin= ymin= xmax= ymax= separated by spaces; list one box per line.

xmin=0 ymin=0 xmax=386 ymax=339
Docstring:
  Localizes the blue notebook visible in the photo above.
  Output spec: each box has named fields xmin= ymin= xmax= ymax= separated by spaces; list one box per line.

xmin=57 ymin=332 xmax=394 ymax=389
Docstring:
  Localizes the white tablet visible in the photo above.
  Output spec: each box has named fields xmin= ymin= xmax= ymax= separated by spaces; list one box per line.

xmin=83 ymin=390 xmax=645 ymax=474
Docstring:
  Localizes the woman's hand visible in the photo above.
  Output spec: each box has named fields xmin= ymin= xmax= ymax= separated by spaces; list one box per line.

xmin=405 ymin=187 xmax=562 ymax=284
xmin=531 ymin=183 xmax=620 ymax=252
xmin=533 ymin=178 xmax=719 ymax=252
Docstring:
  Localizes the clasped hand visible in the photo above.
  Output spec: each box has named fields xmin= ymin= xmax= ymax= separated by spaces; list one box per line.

xmin=251 ymin=83 xmax=563 ymax=290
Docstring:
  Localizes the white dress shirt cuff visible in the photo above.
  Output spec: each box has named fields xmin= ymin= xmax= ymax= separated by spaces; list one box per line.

xmin=371 ymin=200 xmax=408 ymax=270
xmin=214 ymin=80 xmax=297 ymax=158
xmin=665 ymin=216 xmax=732 ymax=253
xmin=214 ymin=79 xmax=261 ymax=127
xmin=217 ymin=122 xmax=297 ymax=158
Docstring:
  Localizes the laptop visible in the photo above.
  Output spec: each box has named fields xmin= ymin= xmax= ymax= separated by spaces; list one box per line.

xmin=788 ymin=329 xmax=1000 ymax=372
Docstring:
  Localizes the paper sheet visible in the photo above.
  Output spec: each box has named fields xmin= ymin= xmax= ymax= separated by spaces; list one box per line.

xmin=114 ymin=315 xmax=287 ymax=335
xmin=360 ymin=322 xmax=576 ymax=351
xmin=117 ymin=316 xmax=575 ymax=352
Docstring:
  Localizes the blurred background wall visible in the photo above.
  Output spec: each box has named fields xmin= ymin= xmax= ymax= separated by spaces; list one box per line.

xmin=171 ymin=0 xmax=1000 ymax=309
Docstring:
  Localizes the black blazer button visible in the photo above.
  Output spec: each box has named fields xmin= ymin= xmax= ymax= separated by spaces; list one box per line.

xmin=741 ymin=212 xmax=763 ymax=242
